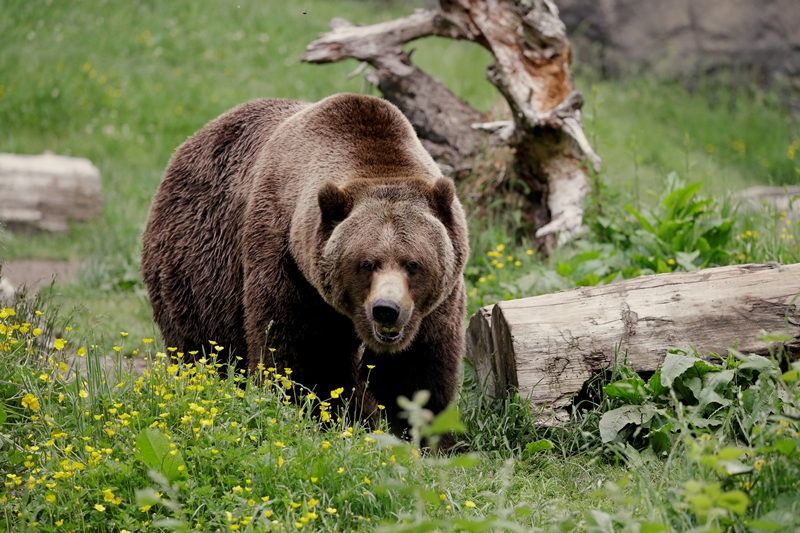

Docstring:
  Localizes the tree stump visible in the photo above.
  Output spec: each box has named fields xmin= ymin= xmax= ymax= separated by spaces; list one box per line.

xmin=302 ymin=0 xmax=600 ymax=245
xmin=0 ymin=152 xmax=103 ymax=232
xmin=466 ymin=263 xmax=800 ymax=422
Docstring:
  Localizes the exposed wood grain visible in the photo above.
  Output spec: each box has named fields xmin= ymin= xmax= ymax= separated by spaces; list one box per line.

xmin=465 ymin=306 xmax=497 ymax=397
xmin=466 ymin=263 xmax=800 ymax=422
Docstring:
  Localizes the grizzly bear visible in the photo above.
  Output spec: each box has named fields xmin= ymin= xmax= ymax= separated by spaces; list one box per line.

xmin=141 ymin=93 xmax=469 ymax=428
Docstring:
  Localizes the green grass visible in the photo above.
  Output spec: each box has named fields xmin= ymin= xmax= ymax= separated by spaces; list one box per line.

xmin=0 ymin=301 xmax=624 ymax=532
xmin=580 ymin=76 xmax=800 ymax=197
xmin=3 ymin=301 xmax=799 ymax=532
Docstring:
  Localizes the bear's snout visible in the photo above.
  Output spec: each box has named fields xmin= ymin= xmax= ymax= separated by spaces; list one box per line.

xmin=372 ymin=299 xmax=400 ymax=325
xmin=365 ymin=269 xmax=415 ymax=348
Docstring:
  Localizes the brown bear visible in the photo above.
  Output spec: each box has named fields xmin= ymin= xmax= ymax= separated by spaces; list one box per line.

xmin=141 ymin=93 xmax=469 ymax=428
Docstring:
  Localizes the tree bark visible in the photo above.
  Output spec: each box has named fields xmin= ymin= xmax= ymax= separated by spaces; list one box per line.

xmin=302 ymin=0 xmax=600 ymax=244
xmin=466 ymin=263 xmax=800 ymax=423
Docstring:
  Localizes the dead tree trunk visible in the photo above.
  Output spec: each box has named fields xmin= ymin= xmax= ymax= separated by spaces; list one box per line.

xmin=302 ymin=0 xmax=600 ymax=244
xmin=466 ymin=263 xmax=800 ymax=423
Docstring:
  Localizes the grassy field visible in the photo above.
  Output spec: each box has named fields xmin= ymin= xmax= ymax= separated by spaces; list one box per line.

xmin=1 ymin=0 xmax=798 ymax=340
xmin=1 ymin=1 xmax=800 ymax=532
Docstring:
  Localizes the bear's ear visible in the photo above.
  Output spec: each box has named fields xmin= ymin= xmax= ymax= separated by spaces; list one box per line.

xmin=428 ymin=177 xmax=455 ymax=224
xmin=318 ymin=182 xmax=352 ymax=227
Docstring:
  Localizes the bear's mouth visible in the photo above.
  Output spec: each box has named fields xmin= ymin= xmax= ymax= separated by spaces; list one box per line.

xmin=374 ymin=322 xmax=403 ymax=343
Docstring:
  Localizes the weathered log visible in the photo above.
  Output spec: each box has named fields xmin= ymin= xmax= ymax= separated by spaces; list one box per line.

xmin=0 ymin=152 xmax=103 ymax=232
xmin=735 ymin=185 xmax=800 ymax=220
xmin=466 ymin=263 xmax=800 ymax=422
xmin=302 ymin=0 xmax=600 ymax=244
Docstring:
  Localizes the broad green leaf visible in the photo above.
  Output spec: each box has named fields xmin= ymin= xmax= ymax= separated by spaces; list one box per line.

xmin=604 ymin=377 xmax=648 ymax=404
xmin=638 ymin=404 xmax=660 ymax=426
xmin=775 ymin=439 xmax=796 ymax=457
xmin=624 ymin=205 xmax=656 ymax=233
xmin=648 ymin=426 xmax=672 ymax=454
xmin=717 ymin=447 xmax=745 ymax=461
xmin=7 ymin=449 xmax=24 ymax=465
xmin=716 ymin=490 xmax=749 ymax=516
xmin=452 ymin=517 xmax=528 ymax=533
xmin=656 ymin=258 xmax=671 ymax=273
xmin=675 ymin=251 xmax=700 ymax=271
xmin=782 ymin=370 xmax=800 ymax=382
xmin=375 ymin=433 xmax=407 ymax=449
xmin=135 ymin=427 xmax=187 ymax=482
xmin=420 ymin=404 xmax=465 ymax=437
xmin=419 ymin=487 xmax=440 ymax=505
xmin=525 ymin=439 xmax=554 ymax=454
xmin=697 ymin=387 xmax=732 ymax=412
xmin=737 ymin=354 xmax=774 ymax=371
xmin=515 ymin=272 xmax=537 ymax=292
xmin=660 ymin=353 xmax=700 ymax=387
xmin=0 ymin=405 xmax=6 ymax=427
xmin=681 ymin=376 xmax=702 ymax=401
xmin=426 ymin=453 xmax=481 ymax=469
xmin=716 ymin=460 xmax=753 ymax=475
xmin=513 ymin=505 xmax=532 ymax=517
xmin=647 ymin=369 xmax=668 ymax=396
xmin=744 ymin=519 xmax=787 ymax=531
xmin=639 ymin=523 xmax=668 ymax=533
xmin=599 ymin=405 xmax=643 ymax=443
xmin=688 ymin=414 xmax=723 ymax=428
xmin=135 ymin=487 xmax=162 ymax=506
xmin=586 ymin=510 xmax=614 ymax=531
xmin=693 ymin=359 xmax=721 ymax=375
xmin=703 ymin=369 xmax=734 ymax=391
xmin=152 ymin=518 xmax=189 ymax=532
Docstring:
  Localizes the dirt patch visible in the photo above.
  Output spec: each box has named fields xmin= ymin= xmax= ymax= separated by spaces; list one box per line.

xmin=0 ymin=259 xmax=81 ymax=292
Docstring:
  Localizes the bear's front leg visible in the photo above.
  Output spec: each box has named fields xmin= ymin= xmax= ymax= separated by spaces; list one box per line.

xmin=244 ymin=257 xmax=370 ymax=419
xmin=361 ymin=279 xmax=466 ymax=434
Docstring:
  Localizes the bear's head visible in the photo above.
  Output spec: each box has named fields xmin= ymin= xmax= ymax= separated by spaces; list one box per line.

xmin=316 ymin=177 xmax=464 ymax=353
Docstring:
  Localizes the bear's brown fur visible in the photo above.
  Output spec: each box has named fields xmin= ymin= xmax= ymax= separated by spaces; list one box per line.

xmin=141 ymin=94 xmax=469 ymax=427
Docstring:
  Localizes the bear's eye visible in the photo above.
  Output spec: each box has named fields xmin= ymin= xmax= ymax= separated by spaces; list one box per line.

xmin=360 ymin=261 xmax=376 ymax=272
xmin=405 ymin=261 xmax=420 ymax=275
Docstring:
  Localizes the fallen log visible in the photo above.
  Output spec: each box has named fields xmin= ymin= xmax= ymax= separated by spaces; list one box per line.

xmin=0 ymin=152 xmax=103 ymax=232
xmin=466 ymin=263 xmax=800 ymax=422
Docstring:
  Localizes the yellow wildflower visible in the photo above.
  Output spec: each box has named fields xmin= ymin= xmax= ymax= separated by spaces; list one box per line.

xmin=21 ymin=393 xmax=40 ymax=412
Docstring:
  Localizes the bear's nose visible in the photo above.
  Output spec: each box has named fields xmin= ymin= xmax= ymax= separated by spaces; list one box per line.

xmin=372 ymin=300 xmax=400 ymax=324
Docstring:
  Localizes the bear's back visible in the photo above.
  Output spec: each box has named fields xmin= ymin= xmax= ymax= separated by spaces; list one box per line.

xmin=265 ymin=94 xmax=438 ymax=186
xmin=142 ymin=98 xmax=308 ymax=359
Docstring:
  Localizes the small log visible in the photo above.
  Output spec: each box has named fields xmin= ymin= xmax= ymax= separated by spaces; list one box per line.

xmin=0 ymin=152 xmax=103 ymax=232
xmin=466 ymin=263 xmax=800 ymax=422
xmin=735 ymin=185 xmax=800 ymax=220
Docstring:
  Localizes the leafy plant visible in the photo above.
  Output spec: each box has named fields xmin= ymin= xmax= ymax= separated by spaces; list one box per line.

xmin=585 ymin=332 xmax=800 ymax=531
xmin=622 ymin=173 xmax=737 ymax=272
